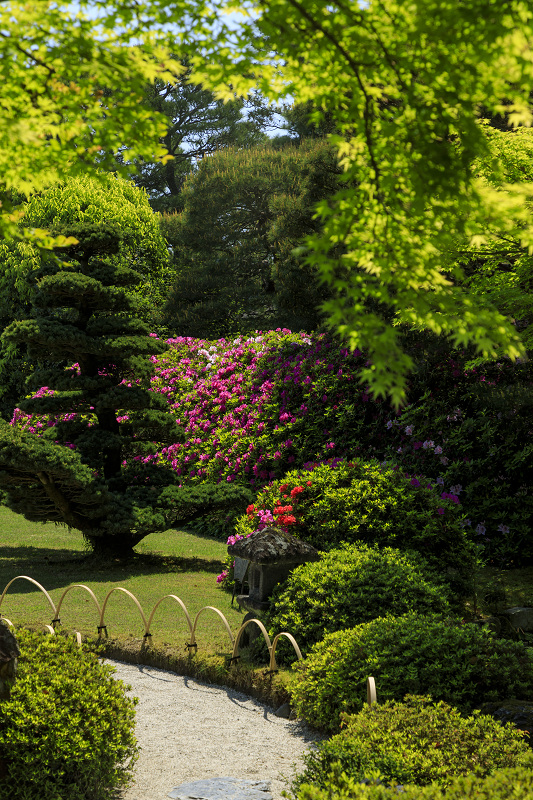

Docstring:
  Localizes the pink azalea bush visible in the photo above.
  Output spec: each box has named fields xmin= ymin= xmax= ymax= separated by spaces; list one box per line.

xmin=145 ymin=330 xmax=379 ymax=492
xmin=10 ymin=329 xmax=532 ymax=563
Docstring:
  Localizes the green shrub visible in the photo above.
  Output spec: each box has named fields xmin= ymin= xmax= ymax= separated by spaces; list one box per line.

xmin=0 ymin=628 xmax=138 ymax=800
xmin=289 ymin=613 xmax=533 ymax=732
xmin=295 ymin=766 xmax=533 ymax=800
xmin=293 ymin=695 xmax=533 ymax=793
xmin=234 ymin=460 xmax=475 ymax=589
xmin=266 ymin=544 xmax=451 ymax=658
xmin=379 ymin=348 xmax=533 ymax=567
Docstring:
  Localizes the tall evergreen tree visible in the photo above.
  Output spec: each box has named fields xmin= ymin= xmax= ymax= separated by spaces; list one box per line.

xmin=0 ymin=174 xmax=173 ymax=419
xmin=161 ymin=140 xmax=342 ymax=337
xmin=130 ymin=64 xmax=273 ymax=212
xmin=0 ymin=223 xmax=251 ymax=557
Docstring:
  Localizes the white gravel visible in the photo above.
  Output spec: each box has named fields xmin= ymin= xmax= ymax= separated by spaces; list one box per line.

xmin=108 ymin=660 xmax=324 ymax=800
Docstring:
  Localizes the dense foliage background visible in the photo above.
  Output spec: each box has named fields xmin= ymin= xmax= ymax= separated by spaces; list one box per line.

xmin=5 ymin=324 xmax=532 ymax=563
xmin=3 ymin=4 xmax=533 ymax=798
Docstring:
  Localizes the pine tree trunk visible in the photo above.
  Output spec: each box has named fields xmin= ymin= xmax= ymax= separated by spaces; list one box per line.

xmin=84 ymin=533 xmax=138 ymax=559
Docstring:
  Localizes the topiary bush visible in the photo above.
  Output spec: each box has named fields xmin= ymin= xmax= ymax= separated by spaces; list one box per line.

xmin=265 ymin=544 xmax=451 ymax=657
xmin=289 ymin=613 xmax=533 ymax=733
xmin=0 ymin=628 xmax=139 ymax=800
xmin=295 ymin=767 xmax=533 ymax=800
xmin=234 ymin=459 xmax=475 ymax=587
xmin=292 ymin=695 xmax=533 ymax=793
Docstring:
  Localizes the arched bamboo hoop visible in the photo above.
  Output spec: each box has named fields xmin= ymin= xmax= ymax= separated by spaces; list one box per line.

xmin=270 ymin=631 xmax=303 ymax=672
xmin=191 ymin=606 xmax=234 ymax=649
xmin=43 ymin=624 xmax=55 ymax=635
xmin=367 ymin=675 xmax=377 ymax=706
xmin=231 ymin=617 xmax=273 ymax=665
xmin=147 ymin=595 xmax=194 ymax=640
xmin=0 ymin=576 xmax=57 ymax=617
xmin=0 ymin=577 xmax=308 ymax=673
xmin=100 ymin=587 xmax=149 ymax=636
xmin=56 ymin=584 xmax=102 ymax=621
xmin=0 ymin=617 xmax=14 ymax=627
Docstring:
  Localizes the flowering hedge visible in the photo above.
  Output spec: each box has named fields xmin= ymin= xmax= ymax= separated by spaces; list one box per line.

xmin=147 ymin=330 xmax=385 ymax=490
xmin=232 ymin=459 xmax=474 ymax=589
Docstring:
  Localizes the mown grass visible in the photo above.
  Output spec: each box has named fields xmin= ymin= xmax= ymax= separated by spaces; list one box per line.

xmin=2 ymin=505 xmax=533 ymax=678
xmin=0 ymin=507 xmax=249 ymax=660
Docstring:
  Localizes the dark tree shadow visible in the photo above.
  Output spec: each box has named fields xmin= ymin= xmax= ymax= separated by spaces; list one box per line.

xmin=0 ymin=544 xmax=225 ymax=595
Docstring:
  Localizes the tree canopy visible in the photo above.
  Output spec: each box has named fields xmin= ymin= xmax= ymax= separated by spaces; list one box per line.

xmin=2 ymin=0 xmax=533 ymax=403
xmin=0 ymin=174 xmax=172 ymax=417
xmin=131 ymin=65 xmax=273 ymax=211
xmin=161 ymin=139 xmax=342 ymax=336
xmin=453 ymin=126 xmax=533 ymax=350
xmin=0 ymin=0 xmax=181 ymax=241
xmin=187 ymin=0 xmax=533 ymax=404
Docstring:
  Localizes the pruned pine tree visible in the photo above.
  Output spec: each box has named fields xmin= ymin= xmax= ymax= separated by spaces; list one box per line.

xmin=0 ymin=222 xmax=251 ymax=557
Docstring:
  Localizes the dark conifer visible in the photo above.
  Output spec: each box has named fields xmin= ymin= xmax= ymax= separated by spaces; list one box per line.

xmin=0 ymin=222 xmax=251 ymax=556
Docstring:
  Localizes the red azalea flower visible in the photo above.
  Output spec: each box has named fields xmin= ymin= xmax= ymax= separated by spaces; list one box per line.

xmin=274 ymin=505 xmax=293 ymax=515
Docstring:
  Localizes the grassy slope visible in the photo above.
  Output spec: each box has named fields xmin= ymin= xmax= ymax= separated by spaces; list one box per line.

xmin=0 ymin=506 xmax=247 ymax=658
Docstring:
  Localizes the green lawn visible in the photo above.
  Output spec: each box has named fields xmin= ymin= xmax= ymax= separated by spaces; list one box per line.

xmin=0 ymin=507 xmax=246 ymax=658
xmin=2 ymin=505 xmax=532 ymax=665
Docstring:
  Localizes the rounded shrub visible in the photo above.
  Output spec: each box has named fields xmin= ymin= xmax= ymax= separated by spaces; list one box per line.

xmin=293 ymin=695 xmax=533 ymax=792
xmin=234 ymin=459 xmax=475 ymax=587
xmin=0 ymin=628 xmax=138 ymax=800
xmin=295 ymin=767 xmax=533 ymax=800
xmin=289 ymin=613 xmax=533 ymax=732
xmin=266 ymin=544 xmax=451 ymax=657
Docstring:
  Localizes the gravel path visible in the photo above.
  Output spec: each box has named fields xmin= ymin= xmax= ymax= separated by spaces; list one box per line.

xmin=108 ymin=660 xmax=324 ymax=800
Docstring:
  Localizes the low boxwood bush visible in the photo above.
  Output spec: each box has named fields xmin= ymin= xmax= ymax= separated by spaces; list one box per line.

xmin=292 ymin=695 xmax=533 ymax=793
xmin=295 ymin=767 xmax=533 ymax=800
xmin=266 ymin=544 xmax=451 ymax=658
xmin=289 ymin=613 xmax=533 ymax=732
xmin=234 ymin=459 xmax=475 ymax=588
xmin=0 ymin=628 xmax=139 ymax=800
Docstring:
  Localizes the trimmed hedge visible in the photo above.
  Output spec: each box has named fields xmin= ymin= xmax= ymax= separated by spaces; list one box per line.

xmin=295 ymin=767 xmax=533 ymax=800
xmin=0 ymin=628 xmax=138 ymax=800
xmin=289 ymin=613 xmax=533 ymax=732
xmin=266 ymin=544 xmax=451 ymax=657
xmin=293 ymin=695 xmax=533 ymax=792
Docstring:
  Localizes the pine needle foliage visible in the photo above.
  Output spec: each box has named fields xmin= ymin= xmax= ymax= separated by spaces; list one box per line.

xmin=0 ymin=222 xmax=252 ymax=556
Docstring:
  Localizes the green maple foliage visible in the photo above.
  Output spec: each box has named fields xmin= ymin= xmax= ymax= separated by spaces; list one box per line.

xmin=3 ymin=0 xmax=533 ymax=404
xmin=187 ymin=0 xmax=533 ymax=405
xmin=0 ymin=0 xmax=182 ymax=243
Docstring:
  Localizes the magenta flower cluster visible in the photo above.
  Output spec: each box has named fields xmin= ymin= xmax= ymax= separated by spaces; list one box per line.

xmin=141 ymin=330 xmax=368 ymax=488
xmin=10 ymin=331 xmax=370 ymax=494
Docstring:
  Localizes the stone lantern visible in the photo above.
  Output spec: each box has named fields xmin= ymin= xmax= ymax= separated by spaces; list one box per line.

xmin=228 ymin=526 xmax=319 ymax=612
